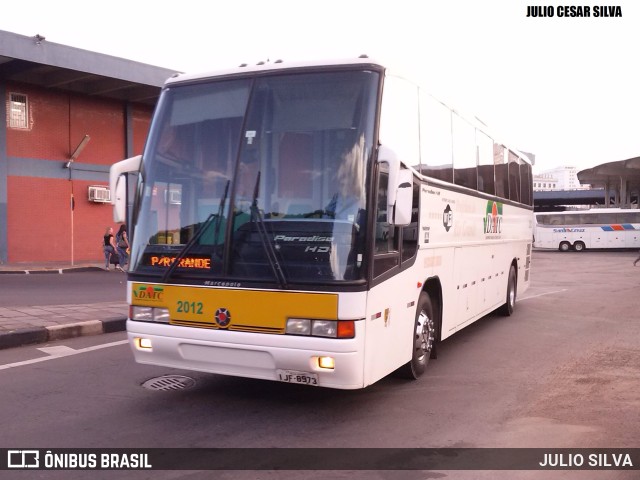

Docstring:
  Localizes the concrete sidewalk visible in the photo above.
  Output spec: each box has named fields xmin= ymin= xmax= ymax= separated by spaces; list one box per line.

xmin=0 ymin=262 xmax=128 ymax=349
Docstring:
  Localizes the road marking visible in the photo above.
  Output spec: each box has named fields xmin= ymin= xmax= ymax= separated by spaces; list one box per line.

xmin=38 ymin=346 xmax=76 ymax=356
xmin=519 ymin=288 xmax=567 ymax=301
xmin=0 ymin=340 xmax=128 ymax=371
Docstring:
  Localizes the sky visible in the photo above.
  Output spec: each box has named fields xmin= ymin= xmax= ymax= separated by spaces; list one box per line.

xmin=1 ymin=0 xmax=638 ymax=173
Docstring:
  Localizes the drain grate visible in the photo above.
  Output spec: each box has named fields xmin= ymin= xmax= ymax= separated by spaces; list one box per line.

xmin=142 ymin=375 xmax=196 ymax=391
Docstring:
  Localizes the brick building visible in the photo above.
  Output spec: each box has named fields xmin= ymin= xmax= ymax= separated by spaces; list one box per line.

xmin=0 ymin=30 xmax=178 ymax=264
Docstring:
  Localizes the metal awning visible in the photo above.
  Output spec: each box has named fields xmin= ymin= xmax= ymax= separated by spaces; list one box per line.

xmin=0 ymin=30 xmax=180 ymax=106
xmin=577 ymin=157 xmax=640 ymax=208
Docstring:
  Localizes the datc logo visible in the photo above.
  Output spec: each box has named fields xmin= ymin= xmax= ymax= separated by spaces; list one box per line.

xmin=133 ymin=285 xmax=165 ymax=301
xmin=483 ymin=201 xmax=503 ymax=234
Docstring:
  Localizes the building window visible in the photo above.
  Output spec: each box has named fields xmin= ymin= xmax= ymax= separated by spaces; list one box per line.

xmin=8 ymin=93 xmax=28 ymax=129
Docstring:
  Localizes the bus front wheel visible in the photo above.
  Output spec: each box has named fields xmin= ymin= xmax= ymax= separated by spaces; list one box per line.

xmin=499 ymin=265 xmax=517 ymax=316
xmin=397 ymin=292 xmax=436 ymax=380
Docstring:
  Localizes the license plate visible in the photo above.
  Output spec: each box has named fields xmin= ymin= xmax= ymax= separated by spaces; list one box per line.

xmin=277 ymin=369 xmax=319 ymax=386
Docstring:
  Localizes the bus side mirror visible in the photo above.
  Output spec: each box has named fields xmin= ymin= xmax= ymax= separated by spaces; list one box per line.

xmin=378 ymin=146 xmax=412 ymax=227
xmin=110 ymin=155 xmax=141 ymax=223
xmin=393 ymin=169 xmax=413 ymax=226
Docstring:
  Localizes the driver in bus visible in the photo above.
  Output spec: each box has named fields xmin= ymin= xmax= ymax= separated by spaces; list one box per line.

xmin=327 ymin=134 xmax=367 ymax=280
xmin=325 ymin=134 xmax=366 ymax=225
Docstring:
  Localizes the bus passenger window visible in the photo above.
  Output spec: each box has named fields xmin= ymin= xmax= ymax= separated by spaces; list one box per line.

xmin=494 ymin=144 xmax=508 ymax=199
xmin=520 ymin=161 xmax=533 ymax=206
xmin=477 ymin=130 xmax=495 ymax=195
xmin=452 ymin=113 xmax=477 ymax=190
xmin=508 ymin=151 xmax=521 ymax=203
xmin=420 ymin=93 xmax=453 ymax=183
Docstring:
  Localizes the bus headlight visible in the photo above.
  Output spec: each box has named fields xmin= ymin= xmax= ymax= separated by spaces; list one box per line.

xmin=312 ymin=320 xmax=337 ymax=337
xmin=286 ymin=318 xmax=311 ymax=335
xmin=131 ymin=306 xmax=170 ymax=323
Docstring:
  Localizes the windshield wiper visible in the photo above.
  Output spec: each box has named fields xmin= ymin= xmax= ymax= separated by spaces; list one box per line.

xmin=161 ymin=180 xmax=230 ymax=282
xmin=249 ymin=171 xmax=288 ymax=289
xmin=213 ymin=179 xmax=230 ymax=248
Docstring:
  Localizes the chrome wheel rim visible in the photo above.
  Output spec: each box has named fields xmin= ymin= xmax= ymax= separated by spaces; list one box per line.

xmin=415 ymin=311 xmax=435 ymax=364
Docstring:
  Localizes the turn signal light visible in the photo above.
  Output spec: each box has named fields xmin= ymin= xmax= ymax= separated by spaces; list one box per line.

xmin=337 ymin=320 xmax=355 ymax=339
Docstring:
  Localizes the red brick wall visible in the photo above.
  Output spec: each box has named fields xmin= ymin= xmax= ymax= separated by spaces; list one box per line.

xmin=70 ymin=95 xmax=125 ymax=166
xmin=8 ymin=177 xmax=71 ymax=262
xmin=132 ymin=105 xmax=153 ymax=155
xmin=5 ymin=83 xmax=153 ymax=263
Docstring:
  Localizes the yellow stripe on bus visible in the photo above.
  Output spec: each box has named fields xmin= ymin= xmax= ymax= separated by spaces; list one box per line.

xmin=131 ymin=283 xmax=338 ymax=330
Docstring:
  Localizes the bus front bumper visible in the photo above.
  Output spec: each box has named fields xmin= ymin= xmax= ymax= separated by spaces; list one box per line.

xmin=127 ymin=320 xmax=366 ymax=390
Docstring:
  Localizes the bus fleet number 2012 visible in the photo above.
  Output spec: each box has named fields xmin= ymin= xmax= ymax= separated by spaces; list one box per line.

xmin=176 ymin=300 xmax=203 ymax=314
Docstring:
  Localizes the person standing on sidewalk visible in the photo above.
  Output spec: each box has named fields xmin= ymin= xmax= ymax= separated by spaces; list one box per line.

xmin=115 ymin=224 xmax=129 ymax=270
xmin=103 ymin=226 xmax=123 ymax=271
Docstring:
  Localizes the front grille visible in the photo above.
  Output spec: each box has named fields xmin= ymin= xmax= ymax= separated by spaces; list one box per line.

xmin=171 ymin=319 xmax=284 ymax=334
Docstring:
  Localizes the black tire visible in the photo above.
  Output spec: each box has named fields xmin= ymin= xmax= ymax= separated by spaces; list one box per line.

xmin=559 ymin=241 xmax=571 ymax=252
xmin=499 ymin=265 xmax=517 ymax=316
xmin=397 ymin=292 xmax=436 ymax=380
xmin=573 ymin=241 xmax=585 ymax=252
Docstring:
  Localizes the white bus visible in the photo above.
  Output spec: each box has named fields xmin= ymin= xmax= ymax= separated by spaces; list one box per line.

xmin=534 ymin=208 xmax=640 ymax=251
xmin=110 ymin=57 xmax=533 ymax=389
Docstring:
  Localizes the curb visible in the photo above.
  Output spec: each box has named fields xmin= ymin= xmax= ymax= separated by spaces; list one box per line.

xmin=0 ymin=317 xmax=127 ymax=350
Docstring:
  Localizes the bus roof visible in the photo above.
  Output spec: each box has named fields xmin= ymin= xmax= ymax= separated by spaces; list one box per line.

xmin=536 ymin=208 xmax=634 ymax=215
xmin=164 ymin=56 xmax=385 ymax=86
xmin=163 ymin=56 xmax=532 ymax=168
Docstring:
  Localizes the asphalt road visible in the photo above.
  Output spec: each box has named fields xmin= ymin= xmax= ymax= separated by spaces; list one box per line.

xmin=0 ymin=270 xmax=127 ymax=306
xmin=0 ymin=250 xmax=638 ymax=480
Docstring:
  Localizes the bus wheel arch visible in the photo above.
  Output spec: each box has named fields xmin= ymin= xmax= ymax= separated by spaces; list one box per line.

xmin=573 ymin=241 xmax=586 ymax=252
xmin=499 ymin=262 xmax=518 ymax=316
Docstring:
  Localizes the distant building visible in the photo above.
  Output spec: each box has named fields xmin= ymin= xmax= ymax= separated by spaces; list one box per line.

xmin=533 ymin=166 xmax=589 ymax=191
xmin=0 ymin=30 xmax=179 ymax=264
xmin=532 ymin=173 xmax=558 ymax=191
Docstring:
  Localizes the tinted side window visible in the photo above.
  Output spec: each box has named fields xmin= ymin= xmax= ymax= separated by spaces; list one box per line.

xmin=452 ymin=113 xmax=477 ymax=190
xmin=494 ymin=144 xmax=509 ymax=199
xmin=420 ymin=93 xmax=453 ymax=183
xmin=477 ymin=130 xmax=495 ymax=195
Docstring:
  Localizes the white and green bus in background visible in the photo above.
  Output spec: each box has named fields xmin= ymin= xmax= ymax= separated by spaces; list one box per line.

xmin=110 ymin=57 xmax=533 ymax=389
xmin=534 ymin=208 xmax=640 ymax=251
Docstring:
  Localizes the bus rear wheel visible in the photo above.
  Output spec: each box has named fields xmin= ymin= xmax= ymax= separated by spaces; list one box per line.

xmin=559 ymin=241 xmax=571 ymax=252
xmin=397 ymin=292 xmax=436 ymax=380
xmin=573 ymin=241 xmax=585 ymax=252
xmin=499 ymin=265 xmax=517 ymax=316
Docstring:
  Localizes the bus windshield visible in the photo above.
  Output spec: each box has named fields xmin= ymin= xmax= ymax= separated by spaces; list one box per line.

xmin=130 ymin=70 xmax=379 ymax=284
